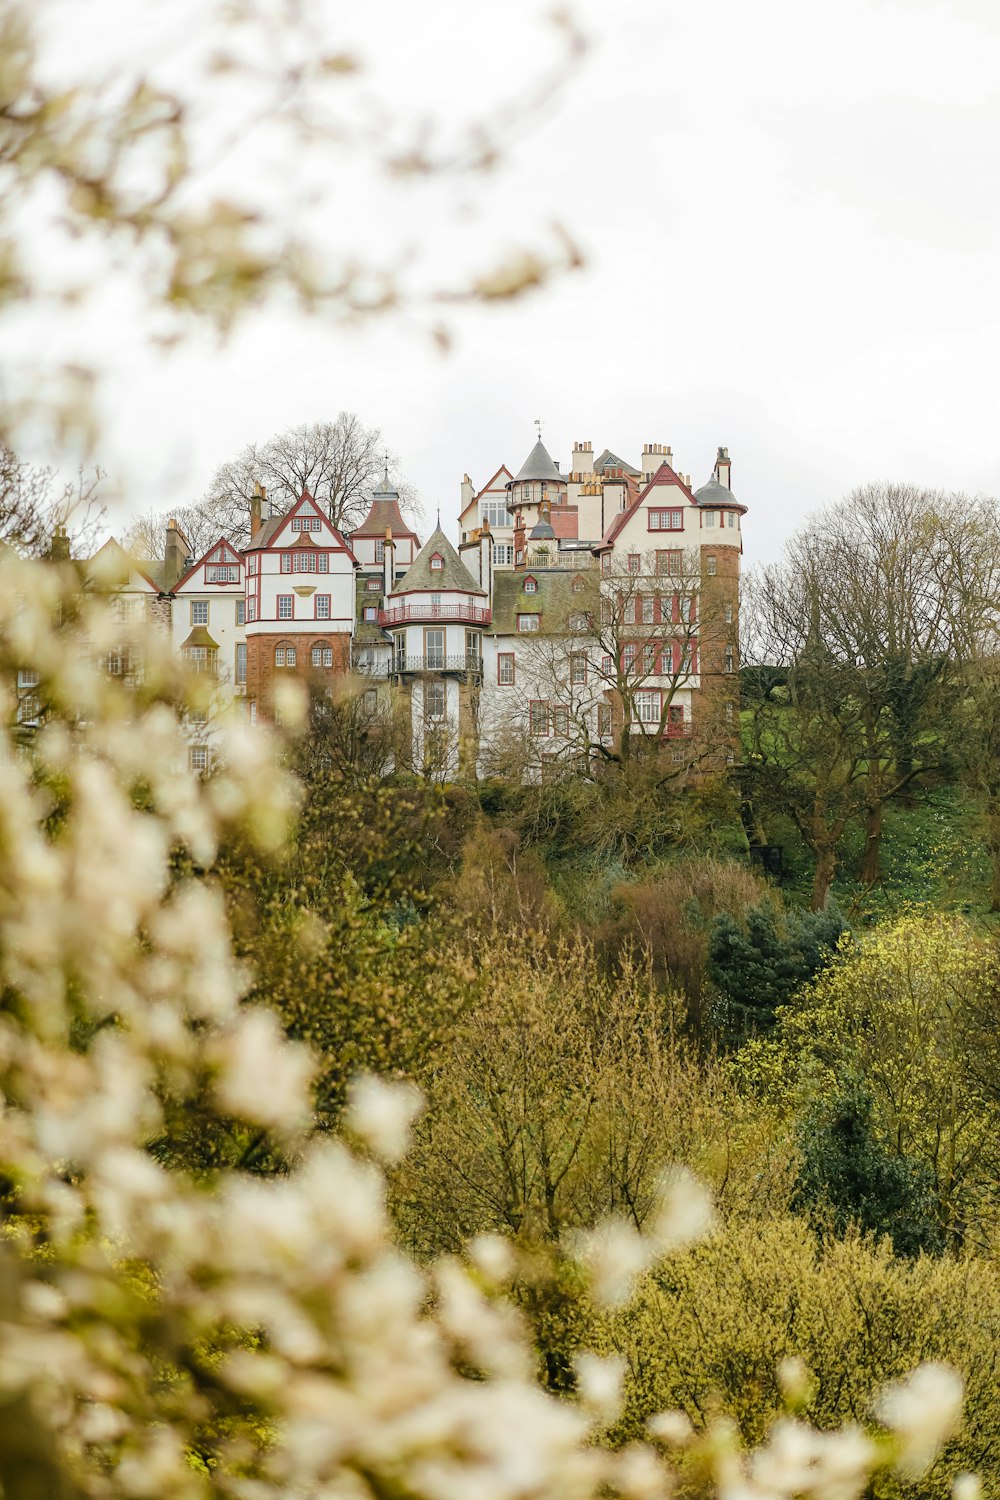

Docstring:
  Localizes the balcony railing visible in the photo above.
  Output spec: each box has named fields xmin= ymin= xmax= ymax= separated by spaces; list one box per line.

xmin=378 ymin=602 xmax=492 ymax=626
xmin=380 ymin=654 xmax=484 ymax=677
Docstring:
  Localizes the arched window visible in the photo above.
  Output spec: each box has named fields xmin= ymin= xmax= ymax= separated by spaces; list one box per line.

xmin=275 ymin=644 xmax=297 ymax=667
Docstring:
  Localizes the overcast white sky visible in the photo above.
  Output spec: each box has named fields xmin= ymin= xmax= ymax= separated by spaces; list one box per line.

xmin=18 ymin=0 xmax=1000 ymax=566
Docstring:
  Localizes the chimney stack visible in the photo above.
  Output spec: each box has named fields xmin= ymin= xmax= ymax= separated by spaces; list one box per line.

xmin=383 ymin=527 xmax=395 ymax=599
xmin=641 ymin=442 xmax=670 ymax=479
xmin=572 ymin=441 xmax=594 ymax=477
xmin=250 ymin=481 xmax=266 ymax=540
xmin=49 ymin=524 xmax=71 ymax=563
xmin=163 ymin=518 xmax=188 ymax=588
xmin=715 ymin=446 xmax=732 ymax=489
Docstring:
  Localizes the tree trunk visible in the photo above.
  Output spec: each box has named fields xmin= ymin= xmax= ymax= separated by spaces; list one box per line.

xmin=859 ymin=798 xmax=883 ymax=886
xmin=811 ymin=847 xmax=836 ymax=911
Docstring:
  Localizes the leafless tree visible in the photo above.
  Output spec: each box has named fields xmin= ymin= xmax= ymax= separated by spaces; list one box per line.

xmin=0 ymin=445 xmax=103 ymax=557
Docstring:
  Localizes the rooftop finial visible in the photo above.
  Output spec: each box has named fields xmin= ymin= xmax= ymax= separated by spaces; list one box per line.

xmin=534 ymin=417 xmax=542 ymax=441
xmin=436 ymin=505 xmax=441 ymax=529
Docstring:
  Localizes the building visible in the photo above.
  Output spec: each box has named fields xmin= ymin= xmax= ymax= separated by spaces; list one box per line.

xmin=82 ymin=430 xmax=744 ymax=779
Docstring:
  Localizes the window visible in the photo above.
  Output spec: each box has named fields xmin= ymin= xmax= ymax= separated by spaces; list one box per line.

xmin=104 ymin=652 xmax=123 ymax=676
xmin=375 ymin=540 xmax=385 ymax=563
xmin=627 ymin=554 xmax=640 ymax=574
xmin=281 ymin=553 xmax=292 ymax=573
xmin=641 ymin=596 xmax=655 ymax=625
xmin=552 ymin=705 xmax=570 ymax=736
xmin=623 ymin=643 xmax=636 ymax=673
xmin=430 ymin=553 xmax=444 ymax=570
xmin=191 ymin=600 xmax=209 ymax=625
xmin=189 ymin=746 xmax=209 ymax=772
xmin=310 ymin=645 xmax=334 ymax=668
xmin=498 ymin=653 xmax=515 ymax=686
xmin=278 ymin=595 xmax=293 ymax=619
xmin=466 ymin=630 xmax=481 ymax=663
xmin=727 ymin=512 xmax=737 ymax=528
xmin=523 ymin=576 xmax=538 ymax=593
xmin=517 ymin=614 xmax=540 ymax=632
xmin=365 ymin=577 xmax=381 ymax=591
xmin=680 ymin=644 xmax=693 ymax=673
xmin=249 ymin=701 xmax=257 ymax=725
xmin=570 ymin=653 xmax=587 ymax=685
xmin=597 ymin=702 xmax=612 ymax=737
xmin=669 ymin=704 xmax=685 ymax=728
xmin=649 ymin=509 xmax=683 ymax=530
xmin=569 ymin=612 xmax=588 ymax=631
xmin=704 ymin=510 xmax=717 ymax=528
xmin=481 ymin=497 xmax=509 ymax=528
xmin=425 ymin=680 xmax=446 ymax=720
xmin=236 ymin=642 xmax=247 ymax=685
xmin=425 ymin=629 xmax=445 ymax=668
xmin=642 ymin=642 xmax=657 ymax=674
xmin=601 ymin=553 xmax=611 ymax=575
xmin=516 ymin=549 xmax=524 ymax=565
xmin=236 ymin=599 xmax=246 ymax=626
xmin=572 ymin=576 xmax=585 ymax=593
xmin=247 ymin=555 xmax=257 ymax=575
xmin=493 ymin=543 xmax=514 ymax=566
xmin=601 ymin=654 xmax=613 ymax=677
xmin=184 ymin=645 xmax=217 ymax=677
xmin=363 ymin=688 xmax=378 ymax=715
xmin=246 ymin=598 xmax=257 ymax=622
xmin=291 ymin=515 xmax=321 ymax=532
xmin=657 ymin=550 xmax=683 ymax=575
xmin=529 ymin=700 xmax=549 ymax=736
xmin=315 ymin=594 xmax=331 ymax=619
xmin=206 ymin=564 xmax=239 ymax=583
xmin=363 ymin=606 xmax=378 ymax=621
xmin=725 ymin=645 xmax=735 ymax=673
xmin=636 ymin=689 xmax=661 ymax=724
xmin=706 ymin=555 xmax=717 ymax=576
xmin=725 ymin=700 xmax=734 ymax=722
xmin=275 ymin=646 xmax=285 ymax=666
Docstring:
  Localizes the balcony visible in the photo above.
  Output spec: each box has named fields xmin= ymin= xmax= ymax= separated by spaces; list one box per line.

xmin=378 ymin=601 xmax=492 ymax=627
xmin=381 ymin=653 xmax=484 ymax=679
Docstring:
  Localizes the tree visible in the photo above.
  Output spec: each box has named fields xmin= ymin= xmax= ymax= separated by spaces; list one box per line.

xmin=0 ymin=443 xmax=103 ymax=555
xmin=190 ymin=415 xmax=421 ymax=550
xmin=756 ymin=913 xmax=1000 ymax=1249
xmin=708 ymin=901 xmax=845 ymax=1041
xmin=793 ymin=1075 xmax=945 ymax=1256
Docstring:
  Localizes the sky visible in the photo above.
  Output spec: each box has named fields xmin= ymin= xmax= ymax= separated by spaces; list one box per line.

xmin=15 ymin=0 xmax=1000 ymax=567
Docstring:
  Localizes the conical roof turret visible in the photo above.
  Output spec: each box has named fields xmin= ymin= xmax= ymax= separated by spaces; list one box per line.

xmin=512 ymin=436 xmax=562 ymax=485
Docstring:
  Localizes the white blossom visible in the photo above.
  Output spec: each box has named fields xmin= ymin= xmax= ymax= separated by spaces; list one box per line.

xmin=346 ymin=1074 xmax=424 ymax=1163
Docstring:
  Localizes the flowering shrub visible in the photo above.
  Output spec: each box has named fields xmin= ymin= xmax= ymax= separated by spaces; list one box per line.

xmin=0 ymin=558 xmax=974 ymax=1498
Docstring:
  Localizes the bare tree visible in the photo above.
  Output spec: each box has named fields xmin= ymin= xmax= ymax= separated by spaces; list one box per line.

xmin=189 ymin=416 xmax=420 ymax=549
xmin=0 ymin=445 xmax=103 ymax=557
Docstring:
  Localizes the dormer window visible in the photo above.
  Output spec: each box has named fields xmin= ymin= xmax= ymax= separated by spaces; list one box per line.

xmin=572 ymin=576 xmax=585 ymax=593
xmin=430 ymin=553 xmax=444 ymax=570
xmin=523 ymin=576 xmax=538 ymax=593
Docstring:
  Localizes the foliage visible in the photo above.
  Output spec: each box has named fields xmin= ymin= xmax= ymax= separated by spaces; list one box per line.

xmin=739 ymin=913 xmax=1000 ymax=1249
xmin=792 ymin=1075 xmax=945 ymax=1257
xmin=600 ymin=1214 xmax=998 ymax=1498
xmin=708 ymin=901 xmax=846 ymax=1041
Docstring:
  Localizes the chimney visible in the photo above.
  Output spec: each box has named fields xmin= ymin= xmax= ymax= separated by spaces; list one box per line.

xmin=715 ymin=446 xmax=732 ymax=489
xmin=383 ymin=527 xmax=395 ymax=598
xmin=48 ymin=524 xmax=71 ymax=563
xmin=572 ymin=440 xmax=594 ymax=477
xmin=480 ymin=520 xmax=493 ymax=607
xmin=250 ymin=481 xmax=265 ymax=540
xmin=641 ymin=443 xmax=668 ymax=479
xmin=461 ymin=472 xmax=475 ymax=513
xmin=163 ymin=518 xmax=188 ymax=588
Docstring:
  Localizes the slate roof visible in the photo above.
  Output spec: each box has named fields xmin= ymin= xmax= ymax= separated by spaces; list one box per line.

xmin=391 ymin=525 xmax=485 ymax=596
xmin=487 ymin=569 xmax=582 ymax=635
xmin=693 ymin=475 xmax=747 ymax=512
xmin=512 ymin=438 xmax=563 ymax=485
xmin=594 ymin=448 xmax=640 ymax=477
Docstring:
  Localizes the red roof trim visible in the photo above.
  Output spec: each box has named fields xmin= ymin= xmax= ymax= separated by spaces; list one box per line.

xmin=246 ymin=489 xmax=360 ymax=566
xmin=597 ymin=463 xmax=697 ymax=549
xmin=173 ymin=535 xmax=244 ymax=593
